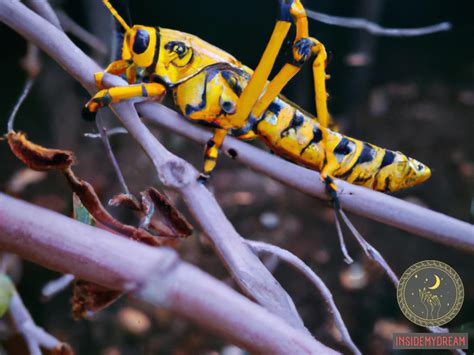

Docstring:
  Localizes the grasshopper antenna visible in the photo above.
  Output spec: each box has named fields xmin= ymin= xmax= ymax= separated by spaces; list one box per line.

xmin=103 ymin=0 xmax=131 ymax=32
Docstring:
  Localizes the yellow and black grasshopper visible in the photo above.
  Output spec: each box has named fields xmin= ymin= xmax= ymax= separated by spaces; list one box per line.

xmin=83 ymin=0 xmax=431 ymax=198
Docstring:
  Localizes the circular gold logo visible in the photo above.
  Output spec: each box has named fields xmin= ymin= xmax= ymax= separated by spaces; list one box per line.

xmin=397 ymin=260 xmax=464 ymax=327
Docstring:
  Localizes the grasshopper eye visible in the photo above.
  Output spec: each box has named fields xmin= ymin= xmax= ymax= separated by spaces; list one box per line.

xmin=133 ymin=29 xmax=150 ymax=54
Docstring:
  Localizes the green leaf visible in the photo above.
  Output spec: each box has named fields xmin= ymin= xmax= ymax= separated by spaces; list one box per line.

xmin=73 ymin=193 xmax=96 ymax=226
xmin=0 ymin=274 xmax=14 ymax=317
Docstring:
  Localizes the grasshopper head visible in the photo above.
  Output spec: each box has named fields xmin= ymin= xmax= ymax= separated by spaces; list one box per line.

xmin=102 ymin=0 xmax=157 ymax=68
xmin=121 ymin=25 xmax=157 ymax=68
xmin=374 ymin=152 xmax=431 ymax=192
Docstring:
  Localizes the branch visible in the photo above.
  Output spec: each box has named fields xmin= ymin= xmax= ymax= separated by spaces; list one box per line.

xmin=137 ymin=104 xmax=474 ymax=253
xmin=0 ymin=193 xmax=336 ymax=354
xmin=306 ymin=10 xmax=452 ymax=37
xmin=24 ymin=0 xmax=61 ymax=30
xmin=247 ymin=240 xmax=360 ymax=355
xmin=9 ymin=289 xmax=62 ymax=354
xmin=41 ymin=274 xmax=74 ymax=300
xmin=0 ymin=0 xmax=311 ymax=335
xmin=57 ymin=10 xmax=108 ymax=55
xmin=6 ymin=78 xmax=34 ymax=133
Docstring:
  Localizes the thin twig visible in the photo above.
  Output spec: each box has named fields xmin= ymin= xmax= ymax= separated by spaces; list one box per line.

xmin=0 ymin=193 xmax=336 ymax=354
xmin=334 ymin=212 xmax=464 ymax=355
xmin=24 ymin=0 xmax=61 ymax=30
xmin=9 ymin=289 xmax=61 ymax=354
xmin=333 ymin=209 xmax=354 ymax=264
xmin=57 ymin=10 xmax=108 ymax=55
xmin=338 ymin=209 xmax=399 ymax=286
xmin=41 ymin=274 xmax=75 ymax=300
xmin=84 ymin=127 xmax=127 ymax=139
xmin=96 ymin=111 xmax=130 ymax=195
xmin=307 ymin=10 xmax=451 ymax=37
xmin=247 ymin=240 xmax=360 ymax=355
xmin=6 ymin=78 xmax=34 ymax=133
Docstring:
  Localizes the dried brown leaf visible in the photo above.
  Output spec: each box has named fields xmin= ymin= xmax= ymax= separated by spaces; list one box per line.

xmin=63 ymin=169 xmax=173 ymax=247
xmin=7 ymin=131 xmax=75 ymax=171
xmin=109 ymin=193 xmax=142 ymax=211
xmin=50 ymin=343 xmax=75 ymax=355
xmin=72 ymin=280 xmax=122 ymax=320
xmin=144 ymin=188 xmax=193 ymax=238
xmin=110 ymin=188 xmax=193 ymax=239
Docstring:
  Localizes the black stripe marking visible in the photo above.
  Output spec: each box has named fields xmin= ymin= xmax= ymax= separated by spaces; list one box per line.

xmin=141 ymin=85 xmax=148 ymax=97
xmin=380 ymin=150 xmax=396 ymax=169
xmin=230 ymin=114 xmax=258 ymax=137
xmin=358 ymin=143 xmax=376 ymax=164
xmin=281 ymin=110 xmax=305 ymax=138
xmin=300 ymin=126 xmax=323 ymax=155
xmin=334 ymin=138 xmax=353 ymax=156
xmin=185 ymin=66 xmax=221 ymax=116
xmin=384 ymin=177 xmax=391 ymax=192
xmin=338 ymin=142 xmax=375 ymax=180
xmin=354 ymin=175 xmax=373 ymax=184
xmin=206 ymin=140 xmax=216 ymax=148
xmin=146 ymin=28 xmax=161 ymax=76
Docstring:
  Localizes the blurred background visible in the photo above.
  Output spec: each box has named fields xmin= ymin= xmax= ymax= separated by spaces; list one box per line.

xmin=0 ymin=0 xmax=473 ymax=353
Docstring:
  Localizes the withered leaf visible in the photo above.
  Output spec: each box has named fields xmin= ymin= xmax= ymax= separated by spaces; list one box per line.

xmin=109 ymin=193 xmax=142 ymax=211
xmin=50 ymin=343 xmax=75 ymax=355
xmin=110 ymin=189 xmax=193 ymax=239
xmin=7 ymin=131 xmax=75 ymax=171
xmin=72 ymin=280 xmax=122 ymax=320
xmin=63 ymin=169 xmax=174 ymax=247
xmin=144 ymin=188 xmax=193 ymax=238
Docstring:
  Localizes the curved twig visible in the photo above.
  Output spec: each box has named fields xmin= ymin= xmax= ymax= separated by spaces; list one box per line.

xmin=247 ymin=240 xmax=360 ymax=355
xmin=6 ymin=78 xmax=34 ymax=133
xmin=307 ymin=10 xmax=451 ymax=37
xmin=9 ymin=289 xmax=62 ymax=354
xmin=57 ymin=10 xmax=108 ymax=55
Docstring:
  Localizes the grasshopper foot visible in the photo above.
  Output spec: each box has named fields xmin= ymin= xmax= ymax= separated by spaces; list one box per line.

xmin=81 ymin=106 xmax=97 ymax=121
xmin=197 ymin=173 xmax=210 ymax=184
xmin=323 ymin=175 xmax=340 ymax=210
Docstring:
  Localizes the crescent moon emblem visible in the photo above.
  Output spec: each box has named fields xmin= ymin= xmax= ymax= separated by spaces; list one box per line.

xmin=428 ymin=274 xmax=441 ymax=290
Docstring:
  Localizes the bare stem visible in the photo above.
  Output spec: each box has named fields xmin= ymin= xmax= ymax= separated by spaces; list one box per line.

xmin=84 ymin=127 xmax=127 ymax=139
xmin=41 ymin=274 xmax=75 ymax=300
xmin=57 ymin=10 xmax=108 ymax=55
xmin=7 ymin=78 xmax=34 ymax=133
xmin=333 ymin=209 xmax=354 ymax=264
xmin=9 ymin=289 xmax=61 ymax=354
xmin=247 ymin=240 xmax=360 ymax=355
xmin=307 ymin=10 xmax=451 ymax=37
xmin=338 ymin=210 xmax=399 ymax=286
xmin=95 ymin=111 xmax=130 ymax=195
